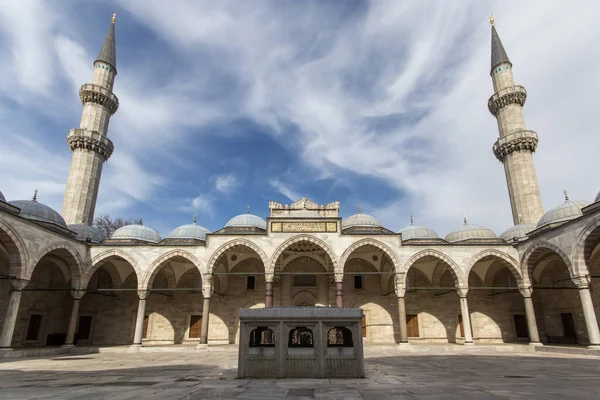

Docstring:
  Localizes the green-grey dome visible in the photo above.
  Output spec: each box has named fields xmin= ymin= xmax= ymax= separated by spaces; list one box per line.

xmin=69 ymin=224 xmax=106 ymax=243
xmin=342 ymin=212 xmax=382 ymax=229
xmin=9 ymin=198 xmax=67 ymax=228
xmin=399 ymin=218 xmax=439 ymax=240
xmin=168 ymin=223 xmax=210 ymax=241
xmin=111 ymin=224 xmax=162 ymax=243
xmin=500 ymin=223 xmax=536 ymax=242
xmin=445 ymin=219 xmax=497 ymax=243
xmin=536 ymin=199 xmax=590 ymax=229
xmin=225 ymin=214 xmax=267 ymax=230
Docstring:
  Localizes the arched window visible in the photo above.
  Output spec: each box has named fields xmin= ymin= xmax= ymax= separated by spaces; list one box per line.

xmin=288 ymin=327 xmax=314 ymax=347
xmin=249 ymin=327 xmax=275 ymax=347
xmin=327 ymin=327 xmax=353 ymax=347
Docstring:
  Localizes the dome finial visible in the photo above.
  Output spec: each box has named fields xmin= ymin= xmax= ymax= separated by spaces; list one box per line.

xmin=193 ymin=214 xmax=197 ymax=225
xmin=490 ymin=14 xmax=495 ymax=26
xmin=139 ymin=216 xmax=143 ymax=225
xmin=357 ymin=205 xmax=361 ymax=214
xmin=463 ymin=216 xmax=468 ymax=224
xmin=410 ymin=215 xmax=414 ymax=225
xmin=33 ymin=189 xmax=38 ymax=202
xmin=112 ymin=12 xmax=116 ymax=24
xmin=563 ymin=190 xmax=569 ymax=201
xmin=247 ymin=205 xmax=251 ymax=214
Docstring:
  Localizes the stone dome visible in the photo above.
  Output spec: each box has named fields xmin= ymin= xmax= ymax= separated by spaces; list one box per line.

xmin=342 ymin=212 xmax=382 ymax=229
xmin=445 ymin=219 xmax=497 ymax=243
xmin=111 ymin=224 xmax=162 ymax=243
xmin=225 ymin=213 xmax=267 ymax=230
xmin=69 ymin=224 xmax=106 ymax=243
xmin=399 ymin=218 xmax=439 ymax=240
xmin=0 ymin=191 xmax=5 ymax=202
xmin=288 ymin=209 xmax=323 ymax=218
xmin=536 ymin=197 xmax=590 ymax=229
xmin=9 ymin=197 xmax=67 ymax=228
xmin=500 ymin=223 xmax=536 ymax=242
xmin=167 ymin=222 xmax=210 ymax=241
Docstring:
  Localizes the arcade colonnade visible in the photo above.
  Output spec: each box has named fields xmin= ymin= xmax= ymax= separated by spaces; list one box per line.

xmin=1 ymin=231 xmax=600 ymax=349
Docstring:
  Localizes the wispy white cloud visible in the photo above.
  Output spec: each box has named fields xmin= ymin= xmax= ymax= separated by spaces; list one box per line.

xmin=269 ymin=179 xmax=300 ymax=202
xmin=191 ymin=194 xmax=215 ymax=216
xmin=215 ymin=174 xmax=239 ymax=194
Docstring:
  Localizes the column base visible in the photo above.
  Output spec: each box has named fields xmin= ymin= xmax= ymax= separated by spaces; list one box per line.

xmin=397 ymin=342 xmax=410 ymax=347
xmin=195 ymin=343 xmax=209 ymax=350
xmin=463 ymin=342 xmax=474 ymax=346
xmin=61 ymin=344 xmax=75 ymax=348
xmin=528 ymin=342 xmax=543 ymax=347
xmin=587 ymin=344 xmax=600 ymax=350
xmin=0 ymin=347 xmax=14 ymax=352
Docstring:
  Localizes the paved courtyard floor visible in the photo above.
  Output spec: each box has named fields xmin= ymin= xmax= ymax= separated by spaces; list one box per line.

xmin=0 ymin=348 xmax=599 ymax=399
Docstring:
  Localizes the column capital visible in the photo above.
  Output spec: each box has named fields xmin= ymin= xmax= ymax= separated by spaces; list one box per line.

xmin=456 ymin=287 xmax=469 ymax=298
xmin=137 ymin=290 xmax=151 ymax=300
xmin=9 ymin=278 xmax=29 ymax=291
xmin=265 ymin=272 xmax=274 ymax=283
xmin=334 ymin=273 xmax=344 ymax=283
xmin=571 ymin=275 xmax=591 ymax=289
xmin=202 ymin=274 xmax=213 ymax=298
xmin=71 ymin=289 xmax=86 ymax=300
xmin=518 ymin=285 xmax=533 ymax=298
xmin=394 ymin=273 xmax=405 ymax=298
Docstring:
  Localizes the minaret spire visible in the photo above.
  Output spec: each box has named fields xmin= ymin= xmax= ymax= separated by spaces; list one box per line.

xmin=488 ymin=18 xmax=544 ymax=225
xmin=62 ymin=14 xmax=120 ymax=225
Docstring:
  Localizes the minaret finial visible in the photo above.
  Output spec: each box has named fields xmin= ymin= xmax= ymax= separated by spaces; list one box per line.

xmin=490 ymin=15 xmax=494 ymax=26
xmin=247 ymin=205 xmax=251 ymax=214
xmin=563 ymin=190 xmax=569 ymax=201
xmin=463 ymin=216 xmax=468 ymax=224
xmin=33 ymin=189 xmax=38 ymax=202
xmin=139 ymin=216 xmax=143 ymax=225
xmin=112 ymin=13 xmax=116 ymax=24
xmin=358 ymin=205 xmax=361 ymax=214
xmin=410 ymin=215 xmax=414 ymax=225
xmin=193 ymin=214 xmax=197 ymax=225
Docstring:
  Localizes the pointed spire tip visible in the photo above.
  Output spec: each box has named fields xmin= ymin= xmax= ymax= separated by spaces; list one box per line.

xmin=490 ymin=15 xmax=494 ymax=26
xmin=112 ymin=12 xmax=116 ymax=24
xmin=33 ymin=189 xmax=38 ymax=202
xmin=563 ymin=190 xmax=569 ymax=201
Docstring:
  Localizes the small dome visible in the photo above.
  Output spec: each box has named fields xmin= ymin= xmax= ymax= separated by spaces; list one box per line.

xmin=225 ymin=213 xmax=267 ymax=230
xmin=0 ymin=191 xmax=5 ymax=202
xmin=111 ymin=224 xmax=162 ymax=243
xmin=342 ymin=211 xmax=382 ymax=229
xmin=288 ymin=209 xmax=323 ymax=218
xmin=537 ymin=195 xmax=590 ymax=229
xmin=168 ymin=222 xmax=210 ymax=241
xmin=399 ymin=217 xmax=439 ymax=240
xmin=445 ymin=218 xmax=497 ymax=243
xmin=500 ymin=223 xmax=536 ymax=242
xmin=9 ymin=195 xmax=67 ymax=228
xmin=69 ymin=224 xmax=106 ymax=243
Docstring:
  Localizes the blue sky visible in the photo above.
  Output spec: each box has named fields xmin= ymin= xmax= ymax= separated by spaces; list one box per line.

xmin=1 ymin=0 xmax=599 ymax=237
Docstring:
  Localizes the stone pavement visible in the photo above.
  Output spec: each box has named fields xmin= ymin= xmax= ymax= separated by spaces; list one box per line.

xmin=0 ymin=347 xmax=599 ymax=399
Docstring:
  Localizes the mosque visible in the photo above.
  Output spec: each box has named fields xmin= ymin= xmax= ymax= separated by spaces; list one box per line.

xmin=1 ymin=15 xmax=599 ymax=351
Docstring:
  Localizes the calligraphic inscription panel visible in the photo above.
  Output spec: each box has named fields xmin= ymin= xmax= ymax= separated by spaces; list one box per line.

xmin=271 ymin=221 xmax=338 ymax=233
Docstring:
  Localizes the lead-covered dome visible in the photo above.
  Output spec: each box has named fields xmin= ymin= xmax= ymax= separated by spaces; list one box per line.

xmin=168 ymin=220 xmax=210 ymax=241
xmin=342 ymin=211 xmax=382 ymax=229
xmin=69 ymin=224 xmax=106 ymax=243
xmin=399 ymin=217 xmax=439 ymax=240
xmin=500 ymin=223 xmax=536 ymax=242
xmin=445 ymin=218 xmax=497 ymax=243
xmin=225 ymin=213 xmax=267 ymax=230
xmin=536 ymin=193 xmax=590 ymax=229
xmin=10 ymin=194 xmax=67 ymax=228
xmin=111 ymin=224 xmax=162 ymax=243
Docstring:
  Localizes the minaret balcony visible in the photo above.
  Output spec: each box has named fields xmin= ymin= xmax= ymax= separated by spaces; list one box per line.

xmin=67 ymin=129 xmax=114 ymax=161
xmin=492 ymin=130 xmax=538 ymax=162
xmin=488 ymin=85 xmax=527 ymax=116
xmin=79 ymin=83 xmax=119 ymax=115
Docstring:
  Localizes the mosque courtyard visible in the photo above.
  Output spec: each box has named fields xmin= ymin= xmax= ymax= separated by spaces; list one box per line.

xmin=0 ymin=347 xmax=599 ymax=399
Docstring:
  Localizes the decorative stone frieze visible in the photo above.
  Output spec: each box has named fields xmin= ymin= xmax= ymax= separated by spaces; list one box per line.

xmin=79 ymin=83 xmax=119 ymax=115
xmin=488 ymin=85 xmax=527 ymax=116
xmin=67 ymin=129 xmax=114 ymax=161
xmin=493 ymin=130 xmax=538 ymax=162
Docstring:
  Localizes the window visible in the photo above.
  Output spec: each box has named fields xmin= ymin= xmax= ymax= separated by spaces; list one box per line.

xmin=26 ymin=314 xmax=43 ymax=341
xmin=247 ymin=276 xmax=256 ymax=290
xmin=78 ymin=316 xmax=92 ymax=340
xmin=353 ymin=275 xmax=363 ymax=290
xmin=361 ymin=315 xmax=367 ymax=338
xmin=189 ymin=315 xmax=202 ymax=339
xmin=293 ymin=275 xmax=316 ymax=287
xmin=406 ymin=314 xmax=419 ymax=337
xmin=327 ymin=327 xmax=353 ymax=347
xmin=288 ymin=327 xmax=314 ymax=347
xmin=249 ymin=327 xmax=275 ymax=347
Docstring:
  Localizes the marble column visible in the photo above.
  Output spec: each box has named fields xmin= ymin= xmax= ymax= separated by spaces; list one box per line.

xmin=63 ymin=289 xmax=86 ymax=347
xmin=265 ymin=273 xmax=274 ymax=308
xmin=573 ymin=277 xmax=600 ymax=348
xmin=199 ymin=275 xmax=213 ymax=345
xmin=519 ymin=286 xmax=542 ymax=345
xmin=132 ymin=290 xmax=150 ymax=346
xmin=457 ymin=288 xmax=473 ymax=345
xmin=335 ymin=273 xmax=344 ymax=308
xmin=397 ymin=296 xmax=408 ymax=344
xmin=0 ymin=279 xmax=29 ymax=349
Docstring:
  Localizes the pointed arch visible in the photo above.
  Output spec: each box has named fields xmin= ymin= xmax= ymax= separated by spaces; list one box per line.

xmin=339 ymin=238 xmax=401 ymax=274
xmin=0 ymin=219 xmax=28 ymax=278
xmin=269 ymin=235 xmax=338 ymax=274
xmin=571 ymin=218 xmax=600 ymax=277
xmin=28 ymin=242 xmax=84 ymax=287
xmin=521 ymin=241 xmax=573 ymax=284
xmin=463 ymin=249 xmax=523 ymax=288
xmin=86 ymin=249 xmax=141 ymax=289
xmin=207 ymin=238 xmax=269 ymax=275
xmin=400 ymin=249 xmax=463 ymax=288
xmin=142 ymin=249 xmax=204 ymax=289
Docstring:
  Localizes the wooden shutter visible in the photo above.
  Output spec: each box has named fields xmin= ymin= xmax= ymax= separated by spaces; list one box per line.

xmin=26 ymin=314 xmax=43 ymax=341
xmin=513 ymin=315 xmax=528 ymax=338
xmin=142 ymin=315 xmax=149 ymax=339
xmin=406 ymin=314 xmax=419 ymax=337
xmin=78 ymin=316 xmax=92 ymax=340
xmin=190 ymin=315 xmax=202 ymax=339
xmin=361 ymin=315 xmax=367 ymax=337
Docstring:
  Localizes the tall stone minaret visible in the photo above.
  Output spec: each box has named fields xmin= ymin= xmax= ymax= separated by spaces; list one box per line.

xmin=62 ymin=14 xmax=119 ymax=225
xmin=488 ymin=16 xmax=543 ymax=225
